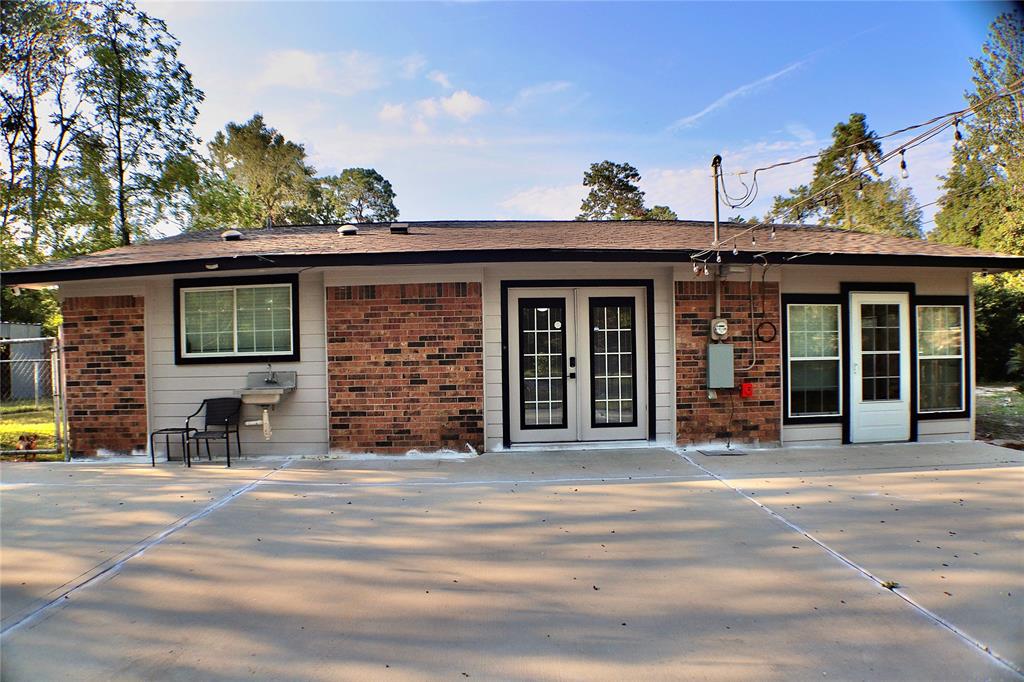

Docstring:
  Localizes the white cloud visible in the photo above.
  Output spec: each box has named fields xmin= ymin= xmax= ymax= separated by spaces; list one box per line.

xmin=399 ymin=54 xmax=428 ymax=79
xmin=254 ymin=49 xmax=385 ymax=95
xmin=499 ymin=184 xmax=585 ymax=220
xmin=440 ymin=90 xmax=487 ymax=121
xmin=378 ymin=103 xmax=406 ymax=124
xmin=516 ymin=80 xmax=572 ymax=101
xmin=415 ymin=98 xmax=441 ymax=119
xmin=428 ymin=70 xmax=453 ymax=89
xmin=669 ymin=60 xmax=806 ymax=130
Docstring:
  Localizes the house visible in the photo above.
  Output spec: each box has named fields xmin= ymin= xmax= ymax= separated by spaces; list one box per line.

xmin=3 ymin=220 xmax=1022 ymax=458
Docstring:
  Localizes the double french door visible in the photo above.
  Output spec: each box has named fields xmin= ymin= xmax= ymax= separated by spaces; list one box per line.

xmin=508 ymin=287 xmax=648 ymax=443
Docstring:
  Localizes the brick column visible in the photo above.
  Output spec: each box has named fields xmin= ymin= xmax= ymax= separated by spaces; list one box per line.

xmin=675 ymin=280 xmax=781 ymax=445
xmin=326 ymin=282 xmax=484 ymax=453
xmin=62 ymin=295 xmax=147 ymax=455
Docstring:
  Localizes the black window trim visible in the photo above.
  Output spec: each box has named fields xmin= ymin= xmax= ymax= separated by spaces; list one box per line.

xmin=781 ymin=294 xmax=845 ymax=425
xmin=914 ymin=295 xmax=971 ymax=421
xmin=173 ymin=274 xmax=301 ymax=365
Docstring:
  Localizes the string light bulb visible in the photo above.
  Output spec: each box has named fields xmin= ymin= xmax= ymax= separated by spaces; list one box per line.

xmin=770 ymin=225 xmax=776 ymax=240
xmin=702 ymin=263 xmax=709 ymax=277
xmin=732 ymin=245 xmax=739 ymax=256
xmin=751 ymin=233 xmax=757 ymax=247
xmin=899 ymin=149 xmax=909 ymax=179
xmin=693 ymin=262 xmax=700 ymax=274
xmin=856 ymin=178 xmax=864 ymax=199
xmin=953 ymin=118 xmax=964 ymax=150
xmin=716 ymin=251 xmax=722 ymax=263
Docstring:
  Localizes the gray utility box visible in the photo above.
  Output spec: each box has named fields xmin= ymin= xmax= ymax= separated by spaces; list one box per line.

xmin=708 ymin=343 xmax=735 ymax=389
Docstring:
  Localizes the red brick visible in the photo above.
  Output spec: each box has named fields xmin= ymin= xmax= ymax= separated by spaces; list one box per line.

xmin=675 ymin=280 xmax=781 ymax=445
xmin=62 ymin=296 xmax=147 ymax=455
xmin=326 ymin=282 xmax=484 ymax=453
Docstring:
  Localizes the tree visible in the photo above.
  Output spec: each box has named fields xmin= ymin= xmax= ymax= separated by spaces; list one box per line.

xmin=644 ymin=205 xmax=677 ymax=221
xmin=933 ymin=12 xmax=1023 ymax=261
xmin=770 ymin=113 xmax=922 ymax=237
xmin=932 ymin=11 xmax=1024 ymax=381
xmin=207 ymin=114 xmax=315 ymax=227
xmin=1 ymin=0 xmax=90 ymax=258
xmin=576 ymin=161 xmax=677 ymax=220
xmin=78 ymin=0 xmax=203 ymax=246
xmin=318 ymin=168 xmax=399 ymax=223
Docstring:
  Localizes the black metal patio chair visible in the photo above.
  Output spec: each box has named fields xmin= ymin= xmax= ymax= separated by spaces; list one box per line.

xmin=185 ymin=398 xmax=242 ymax=467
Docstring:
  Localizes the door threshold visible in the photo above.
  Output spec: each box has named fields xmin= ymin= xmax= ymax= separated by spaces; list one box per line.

xmin=508 ymin=440 xmax=661 ymax=452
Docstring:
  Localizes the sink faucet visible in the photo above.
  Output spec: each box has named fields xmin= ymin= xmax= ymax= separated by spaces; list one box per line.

xmin=264 ymin=363 xmax=277 ymax=384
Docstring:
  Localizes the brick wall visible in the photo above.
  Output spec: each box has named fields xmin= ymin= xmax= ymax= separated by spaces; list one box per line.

xmin=62 ymin=295 xmax=147 ymax=455
xmin=326 ymin=282 xmax=484 ymax=453
xmin=675 ymin=280 xmax=781 ymax=445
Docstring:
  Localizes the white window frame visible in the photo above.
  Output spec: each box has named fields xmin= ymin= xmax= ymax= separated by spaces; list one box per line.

xmin=179 ymin=282 xmax=295 ymax=359
xmin=916 ymin=304 xmax=966 ymax=414
xmin=786 ymin=302 xmax=843 ymax=419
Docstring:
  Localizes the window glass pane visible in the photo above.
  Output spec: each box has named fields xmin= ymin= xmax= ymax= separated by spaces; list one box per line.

xmin=519 ymin=299 xmax=566 ymax=427
xmin=918 ymin=306 xmax=962 ymax=357
xmin=183 ymin=289 xmax=234 ymax=355
xmin=791 ymin=359 xmax=840 ymax=416
xmin=788 ymin=304 xmax=842 ymax=416
xmin=917 ymin=305 xmax=964 ymax=412
xmin=590 ymin=299 xmax=636 ymax=426
xmin=234 ymin=285 xmax=292 ymax=354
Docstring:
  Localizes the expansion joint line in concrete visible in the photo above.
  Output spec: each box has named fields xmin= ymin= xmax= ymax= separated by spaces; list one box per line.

xmin=0 ymin=461 xmax=293 ymax=637
xmin=672 ymin=449 xmax=1024 ymax=679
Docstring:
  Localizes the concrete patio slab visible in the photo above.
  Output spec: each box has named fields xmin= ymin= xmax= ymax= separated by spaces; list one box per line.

xmin=690 ymin=441 xmax=1024 ymax=673
xmin=1 ymin=445 xmax=1020 ymax=681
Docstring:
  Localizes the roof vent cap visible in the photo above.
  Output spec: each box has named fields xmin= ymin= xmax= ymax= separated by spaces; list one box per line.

xmin=338 ymin=224 xmax=359 ymax=236
xmin=389 ymin=222 xmax=409 ymax=235
xmin=220 ymin=229 xmax=244 ymax=242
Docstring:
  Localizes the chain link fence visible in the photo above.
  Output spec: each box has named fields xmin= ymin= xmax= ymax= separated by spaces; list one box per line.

xmin=1 ymin=335 xmax=69 ymax=460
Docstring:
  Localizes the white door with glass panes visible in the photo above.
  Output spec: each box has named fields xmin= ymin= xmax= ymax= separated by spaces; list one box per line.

xmin=508 ymin=287 xmax=648 ymax=443
xmin=850 ymin=292 xmax=911 ymax=442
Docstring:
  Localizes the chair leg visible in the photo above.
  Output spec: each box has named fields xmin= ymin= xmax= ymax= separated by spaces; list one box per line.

xmin=205 ymin=439 xmax=212 ymax=461
xmin=149 ymin=432 xmax=156 ymax=467
xmin=235 ymin=430 xmax=241 ymax=460
xmin=225 ymin=434 xmax=231 ymax=468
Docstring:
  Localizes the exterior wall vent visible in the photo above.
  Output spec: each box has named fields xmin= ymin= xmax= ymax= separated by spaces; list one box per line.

xmin=338 ymin=224 xmax=359 ymax=236
xmin=390 ymin=223 xmax=409 ymax=235
xmin=220 ymin=229 xmax=244 ymax=241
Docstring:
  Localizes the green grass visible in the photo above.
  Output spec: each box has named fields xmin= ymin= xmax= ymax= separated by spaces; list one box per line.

xmin=976 ymin=384 xmax=1024 ymax=444
xmin=0 ymin=404 xmax=59 ymax=459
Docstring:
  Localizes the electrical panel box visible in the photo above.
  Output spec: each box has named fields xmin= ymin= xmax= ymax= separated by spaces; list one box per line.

xmin=708 ymin=343 xmax=735 ymax=389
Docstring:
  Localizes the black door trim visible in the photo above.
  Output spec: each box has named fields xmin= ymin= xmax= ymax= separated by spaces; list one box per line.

xmin=500 ymin=279 xmax=656 ymax=448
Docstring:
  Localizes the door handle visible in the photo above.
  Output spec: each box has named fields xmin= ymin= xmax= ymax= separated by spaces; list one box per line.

xmin=568 ymin=372 xmax=576 ymax=379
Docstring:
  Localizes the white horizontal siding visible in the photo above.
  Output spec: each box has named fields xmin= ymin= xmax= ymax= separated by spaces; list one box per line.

xmin=145 ymin=270 xmax=328 ymax=457
xmin=918 ymin=418 xmax=971 ymax=442
xmin=782 ymin=423 xmax=843 ymax=446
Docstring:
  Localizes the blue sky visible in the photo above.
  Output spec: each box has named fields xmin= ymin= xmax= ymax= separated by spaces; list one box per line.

xmin=146 ymin=1 xmax=1009 ymax=227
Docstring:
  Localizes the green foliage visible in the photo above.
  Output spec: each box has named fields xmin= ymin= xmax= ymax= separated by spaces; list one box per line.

xmin=644 ymin=205 xmax=677 ymax=221
xmin=974 ymin=280 xmax=1024 ymax=381
xmin=933 ymin=12 xmax=1023 ymax=257
xmin=207 ymin=114 xmax=315 ymax=227
xmin=770 ymin=113 xmax=922 ymax=237
xmin=576 ymin=161 xmax=676 ymax=221
xmin=931 ymin=12 xmax=1024 ymax=380
xmin=318 ymin=169 xmax=399 ymax=223
xmin=1007 ymin=344 xmax=1024 ymax=378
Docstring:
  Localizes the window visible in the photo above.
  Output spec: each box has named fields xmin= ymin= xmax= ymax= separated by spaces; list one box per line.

xmin=787 ymin=303 xmax=841 ymax=417
xmin=519 ymin=298 xmax=567 ymax=428
xmin=175 ymin=276 xmax=299 ymax=363
xmin=590 ymin=297 xmax=637 ymax=427
xmin=917 ymin=305 xmax=964 ymax=412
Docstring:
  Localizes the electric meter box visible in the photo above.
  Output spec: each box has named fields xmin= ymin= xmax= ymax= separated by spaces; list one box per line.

xmin=708 ymin=343 xmax=735 ymax=389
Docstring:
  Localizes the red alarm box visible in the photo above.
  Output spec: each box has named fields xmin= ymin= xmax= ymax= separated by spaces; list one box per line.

xmin=740 ymin=382 xmax=754 ymax=398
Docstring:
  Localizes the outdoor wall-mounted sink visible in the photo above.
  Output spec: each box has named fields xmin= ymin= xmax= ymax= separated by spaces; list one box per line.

xmin=239 ymin=371 xmax=297 ymax=406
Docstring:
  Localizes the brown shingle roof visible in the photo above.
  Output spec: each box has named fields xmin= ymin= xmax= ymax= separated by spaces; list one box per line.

xmin=3 ymin=220 xmax=1022 ymax=285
